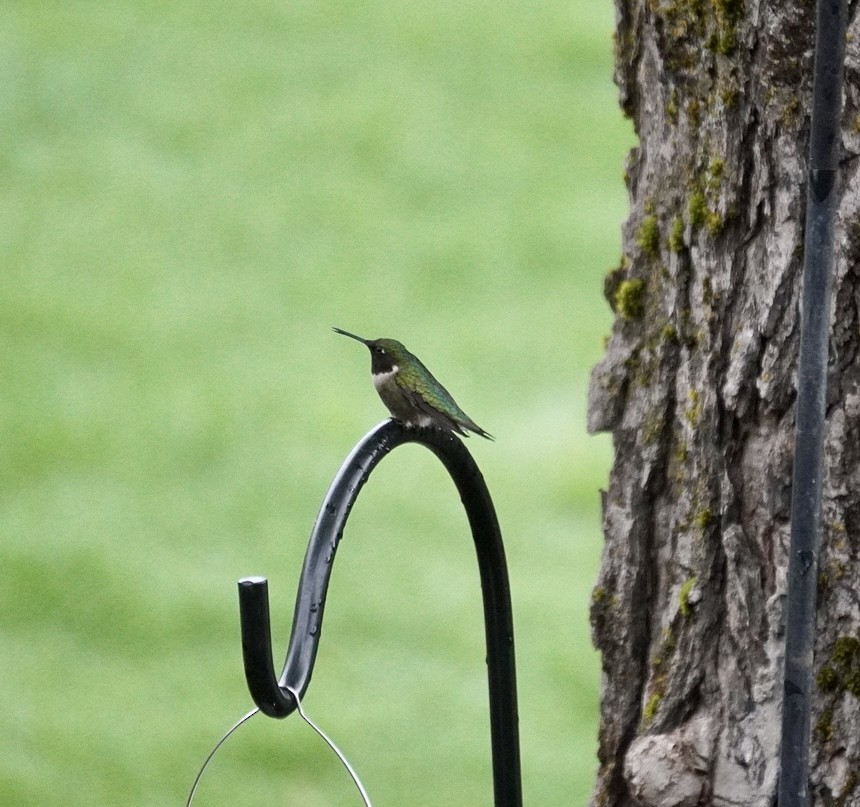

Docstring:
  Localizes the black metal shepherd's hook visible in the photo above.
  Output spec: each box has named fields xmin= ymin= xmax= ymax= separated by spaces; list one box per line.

xmin=237 ymin=419 xmax=522 ymax=807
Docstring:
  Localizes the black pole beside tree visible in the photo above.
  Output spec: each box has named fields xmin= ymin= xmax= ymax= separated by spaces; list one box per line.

xmin=587 ymin=1 xmax=860 ymax=805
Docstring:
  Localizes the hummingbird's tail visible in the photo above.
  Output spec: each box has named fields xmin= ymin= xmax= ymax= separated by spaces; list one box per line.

xmin=464 ymin=421 xmax=494 ymax=440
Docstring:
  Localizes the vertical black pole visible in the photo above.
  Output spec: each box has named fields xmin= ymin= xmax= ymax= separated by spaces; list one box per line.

xmin=778 ymin=1 xmax=847 ymax=805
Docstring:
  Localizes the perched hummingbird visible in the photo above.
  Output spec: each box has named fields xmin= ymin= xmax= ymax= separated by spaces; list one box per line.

xmin=333 ymin=327 xmax=493 ymax=440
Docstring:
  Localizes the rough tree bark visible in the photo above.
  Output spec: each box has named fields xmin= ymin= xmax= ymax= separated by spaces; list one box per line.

xmin=587 ymin=2 xmax=860 ymax=805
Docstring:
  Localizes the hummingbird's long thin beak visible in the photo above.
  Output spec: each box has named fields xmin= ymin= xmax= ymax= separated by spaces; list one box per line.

xmin=332 ymin=327 xmax=369 ymax=344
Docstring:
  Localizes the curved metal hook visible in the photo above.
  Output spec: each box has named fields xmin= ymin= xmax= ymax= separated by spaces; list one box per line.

xmin=238 ymin=419 xmax=521 ymax=807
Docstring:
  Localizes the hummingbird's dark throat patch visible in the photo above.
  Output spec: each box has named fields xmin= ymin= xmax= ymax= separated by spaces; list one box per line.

xmin=369 ymin=347 xmax=397 ymax=375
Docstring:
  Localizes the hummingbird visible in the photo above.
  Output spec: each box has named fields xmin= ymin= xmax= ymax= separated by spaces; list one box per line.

xmin=333 ymin=327 xmax=493 ymax=440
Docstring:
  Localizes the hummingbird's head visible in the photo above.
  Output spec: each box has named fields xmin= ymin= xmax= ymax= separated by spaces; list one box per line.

xmin=333 ymin=328 xmax=410 ymax=375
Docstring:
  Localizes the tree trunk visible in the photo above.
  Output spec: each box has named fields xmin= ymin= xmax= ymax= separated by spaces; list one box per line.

xmin=587 ymin=2 xmax=860 ymax=805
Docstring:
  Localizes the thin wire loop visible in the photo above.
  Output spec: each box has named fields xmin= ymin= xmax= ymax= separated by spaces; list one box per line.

xmin=286 ymin=686 xmax=373 ymax=807
xmin=185 ymin=707 xmax=259 ymax=807
xmin=185 ymin=693 xmax=370 ymax=806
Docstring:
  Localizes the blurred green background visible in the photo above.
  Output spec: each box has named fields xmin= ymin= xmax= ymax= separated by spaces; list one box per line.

xmin=1 ymin=2 xmax=634 ymax=805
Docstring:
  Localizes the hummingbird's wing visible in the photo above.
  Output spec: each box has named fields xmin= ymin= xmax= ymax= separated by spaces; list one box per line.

xmin=395 ymin=363 xmax=492 ymax=439
xmin=404 ymin=385 xmax=471 ymax=434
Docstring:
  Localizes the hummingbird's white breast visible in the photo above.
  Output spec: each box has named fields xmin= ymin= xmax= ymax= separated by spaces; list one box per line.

xmin=371 ymin=364 xmax=431 ymax=426
xmin=371 ymin=366 xmax=398 ymax=392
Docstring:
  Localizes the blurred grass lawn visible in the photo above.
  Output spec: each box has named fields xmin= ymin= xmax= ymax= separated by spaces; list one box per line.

xmin=1 ymin=2 xmax=634 ymax=805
